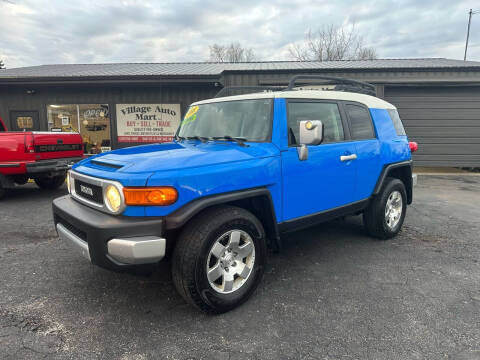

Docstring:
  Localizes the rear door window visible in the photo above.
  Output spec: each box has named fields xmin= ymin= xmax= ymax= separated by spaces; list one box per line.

xmin=387 ymin=109 xmax=407 ymax=136
xmin=345 ymin=104 xmax=375 ymax=139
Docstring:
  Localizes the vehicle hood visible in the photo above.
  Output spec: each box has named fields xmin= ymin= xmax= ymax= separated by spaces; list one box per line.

xmin=75 ymin=141 xmax=280 ymax=177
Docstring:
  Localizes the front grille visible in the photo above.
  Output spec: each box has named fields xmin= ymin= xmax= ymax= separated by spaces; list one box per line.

xmin=35 ymin=144 xmax=82 ymax=153
xmin=54 ymin=214 xmax=87 ymax=242
xmin=69 ymin=170 xmax=124 ymax=214
xmin=74 ymin=180 xmax=103 ymax=205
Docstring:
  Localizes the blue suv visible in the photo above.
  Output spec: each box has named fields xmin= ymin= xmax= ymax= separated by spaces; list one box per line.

xmin=53 ymin=76 xmax=416 ymax=313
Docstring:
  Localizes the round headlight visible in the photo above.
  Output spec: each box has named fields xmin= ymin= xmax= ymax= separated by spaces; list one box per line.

xmin=105 ymin=185 xmax=122 ymax=213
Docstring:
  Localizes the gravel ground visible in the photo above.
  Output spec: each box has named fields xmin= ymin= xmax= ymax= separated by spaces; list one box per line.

xmin=0 ymin=175 xmax=479 ymax=360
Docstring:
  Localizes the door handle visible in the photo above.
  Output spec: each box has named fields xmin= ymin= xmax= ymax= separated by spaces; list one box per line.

xmin=340 ymin=154 xmax=357 ymax=162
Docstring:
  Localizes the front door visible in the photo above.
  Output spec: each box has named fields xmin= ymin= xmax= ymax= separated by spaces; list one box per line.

xmin=10 ymin=111 xmax=40 ymax=131
xmin=281 ymin=100 xmax=357 ymax=221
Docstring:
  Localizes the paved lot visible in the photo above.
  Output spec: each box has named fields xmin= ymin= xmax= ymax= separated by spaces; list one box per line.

xmin=1 ymin=176 xmax=479 ymax=359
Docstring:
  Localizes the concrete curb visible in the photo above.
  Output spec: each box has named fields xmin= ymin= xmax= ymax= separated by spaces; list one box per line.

xmin=414 ymin=172 xmax=480 ymax=176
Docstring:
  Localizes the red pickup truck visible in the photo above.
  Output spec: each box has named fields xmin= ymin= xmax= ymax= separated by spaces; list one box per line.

xmin=0 ymin=117 xmax=83 ymax=199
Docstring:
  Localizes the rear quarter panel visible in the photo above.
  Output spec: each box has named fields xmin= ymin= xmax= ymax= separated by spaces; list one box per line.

xmin=0 ymin=133 xmax=28 ymax=175
xmin=370 ymin=108 xmax=411 ymax=164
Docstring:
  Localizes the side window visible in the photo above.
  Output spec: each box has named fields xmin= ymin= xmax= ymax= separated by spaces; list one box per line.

xmin=345 ymin=104 xmax=375 ymax=139
xmin=387 ymin=109 xmax=407 ymax=136
xmin=16 ymin=116 xmax=34 ymax=129
xmin=287 ymin=102 xmax=344 ymax=145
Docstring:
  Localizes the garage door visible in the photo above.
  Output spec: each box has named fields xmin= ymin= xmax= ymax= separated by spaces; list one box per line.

xmin=384 ymin=86 xmax=480 ymax=167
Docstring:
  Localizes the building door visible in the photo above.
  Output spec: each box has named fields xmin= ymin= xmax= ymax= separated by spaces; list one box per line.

xmin=9 ymin=111 xmax=40 ymax=131
xmin=384 ymin=85 xmax=480 ymax=167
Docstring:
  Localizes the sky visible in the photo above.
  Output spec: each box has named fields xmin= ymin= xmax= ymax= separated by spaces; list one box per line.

xmin=0 ymin=0 xmax=479 ymax=68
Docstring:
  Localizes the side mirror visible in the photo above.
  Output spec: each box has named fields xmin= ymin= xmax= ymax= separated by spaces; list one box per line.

xmin=297 ymin=120 xmax=324 ymax=161
xmin=299 ymin=120 xmax=323 ymax=145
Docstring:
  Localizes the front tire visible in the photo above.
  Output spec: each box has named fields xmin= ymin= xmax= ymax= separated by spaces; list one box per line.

xmin=34 ymin=174 xmax=66 ymax=190
xmin=364 ymin=177 xmax=407 ymax=240
xmin=172 ymin=205 xmax=267 ymax=314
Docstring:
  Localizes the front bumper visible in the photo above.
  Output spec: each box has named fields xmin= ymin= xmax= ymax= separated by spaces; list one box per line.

xmin=53 ymin=195 xmax=165 ymax=271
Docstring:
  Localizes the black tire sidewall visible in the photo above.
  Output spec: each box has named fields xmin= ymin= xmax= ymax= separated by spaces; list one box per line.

xmin=0 ymin=184 xmax=5 ymax=199
xmin=35 ymin=174 xmax=66 ymax=189
xmin=380 ymin=179 xmax=407 ymax=236
xmin=194 ymin=217 xmax=266 ymax=312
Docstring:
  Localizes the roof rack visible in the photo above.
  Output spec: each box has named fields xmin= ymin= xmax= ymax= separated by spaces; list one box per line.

xmin=287 ymin=75 xmax=376 ymax=96
xmin=214 ymin=86 xmax=284 ymax=98
xmin=214 ymin=75 xmax=377 ymax=98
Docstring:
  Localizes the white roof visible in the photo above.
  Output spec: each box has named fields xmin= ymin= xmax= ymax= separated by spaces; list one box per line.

xmin=193 ymin=90 xmax=396 ymax=110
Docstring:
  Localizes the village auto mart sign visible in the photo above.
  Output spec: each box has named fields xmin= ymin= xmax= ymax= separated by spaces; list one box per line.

xmin=116 ymin=104 xmax=181 ymax=143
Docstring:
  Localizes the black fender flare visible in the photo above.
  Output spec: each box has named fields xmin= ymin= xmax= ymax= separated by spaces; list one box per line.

xmin=373 ymin=160 xmax=413 ymax=204
xmin=165 ymin=187 xmax=281 ymax=250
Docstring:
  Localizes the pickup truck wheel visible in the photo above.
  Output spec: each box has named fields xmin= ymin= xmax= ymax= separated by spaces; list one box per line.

xmin=34 ymin=174 xmax=66 ymax=190
xmin=363 ymin=177 xmax=407 ymax=240
xmin=172 ymin=205 xmax=267 ymax=314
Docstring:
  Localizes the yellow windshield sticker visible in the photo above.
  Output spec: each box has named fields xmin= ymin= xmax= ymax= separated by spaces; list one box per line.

xmin=182 ymin=105 xmax=199 ymax=126
xmin=185 ymin=105 xmax=199 ymax=119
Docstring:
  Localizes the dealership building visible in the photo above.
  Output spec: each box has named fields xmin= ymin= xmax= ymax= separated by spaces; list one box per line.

xmin=0 ymin=58 xmax=479 ymax=167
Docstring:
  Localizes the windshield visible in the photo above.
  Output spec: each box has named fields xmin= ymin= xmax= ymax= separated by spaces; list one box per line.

xmin=177 ymin=99 xmax=273 ymax=142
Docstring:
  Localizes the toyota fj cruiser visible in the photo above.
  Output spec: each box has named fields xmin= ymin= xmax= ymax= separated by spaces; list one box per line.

xmin=53 ymin=76 xmax=417 ymax=313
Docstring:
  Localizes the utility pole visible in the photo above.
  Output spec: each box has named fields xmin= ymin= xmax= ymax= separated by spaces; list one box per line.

xmin=464 ymin=9 xmax=478 ymax=61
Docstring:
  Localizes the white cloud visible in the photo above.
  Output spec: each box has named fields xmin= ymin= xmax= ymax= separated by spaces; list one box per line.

xmin=0 ymin=0 xmax=479 ymax=68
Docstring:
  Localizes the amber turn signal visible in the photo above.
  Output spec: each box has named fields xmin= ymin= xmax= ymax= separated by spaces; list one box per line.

xmin=123 ymin=187 xmax=178 ymax=206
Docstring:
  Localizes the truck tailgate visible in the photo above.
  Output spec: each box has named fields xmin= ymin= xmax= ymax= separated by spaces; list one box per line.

xmin=33 ymin=132 xmax=83 ymax=159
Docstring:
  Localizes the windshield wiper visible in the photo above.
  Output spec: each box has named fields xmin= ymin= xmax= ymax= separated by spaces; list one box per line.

xmin=212 ymin=136 xmax=248 ymax=147
xmin=175 ymin=135 xmax=186 ymax=141
xmin=187 ymin=135 xmax=209 ymax=143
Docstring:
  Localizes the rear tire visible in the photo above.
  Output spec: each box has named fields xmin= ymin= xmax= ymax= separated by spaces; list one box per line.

xmin=13 ymin=175 xmax=28 ymax=185
xmin=0 ymin=183 xmax=5 ymax=200
xmin=364 ymin=177 xmax=407 ymax=240
xmin=172 ymin=205 xmax=267 ymax=314
xmin=34 ymin=174 xmax=66 ymax=190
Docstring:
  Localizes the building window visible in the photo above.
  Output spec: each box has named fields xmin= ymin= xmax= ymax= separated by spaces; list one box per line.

xmin=16 ymin=116 xmax=34 ymax=129
xmin=47 ymin=104 xmax=111 ymax=155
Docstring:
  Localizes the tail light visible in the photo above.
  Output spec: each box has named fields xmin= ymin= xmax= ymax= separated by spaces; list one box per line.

xmin=409 ymin=142 xmax=418 ymax=153
xmin=24 ymin=133 xmax=35 ymax=153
